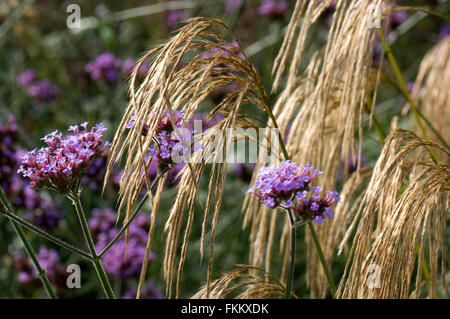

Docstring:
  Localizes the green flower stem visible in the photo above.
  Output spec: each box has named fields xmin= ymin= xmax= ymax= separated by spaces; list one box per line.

xmin=365 ymin=93 xmax=386 ymax=145
xmin=308 ymin=222 xmax=336 ymax=298
xmin=382 ymin=72 xmax=450 ymax=152
xmin=98 ymin=194 xmax=148 ymax=258
xmin=285 ymin=208 xmax=296 ymax=299
xmin=265 ymin=105 xmax=337 ymax=298
xmin=0 ymin=208 xmax=92 ymax=260
xmin=68 ymin=191 xmax=115 ymax=299
xmin=98 ymin=167 xmax=168 ymax=258
xmin=0 ymin=188 xmax=56 ymax=299
xmin=378 ymin=28 xmax=438 ymax=162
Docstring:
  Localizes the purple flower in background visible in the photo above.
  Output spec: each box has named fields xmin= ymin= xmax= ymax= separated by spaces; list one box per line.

xmin=439 ymin=25 xmax=450 ymax=39
xmin=1 ymin=116 xmax=64 ymax=229
xmin=225 ymin=0 xmax=243 ymax=13
xmin=257 ymin=0 xmax=288 ymax=19
xmin=248 ymin=160 xmax=339 ymax=225
xmin=17 ymin=122 xmax=110 ymax=193
xmin=85 ymin=52 xmax=122 ymax=83
xmin=166 ymin=10 xmax=186 ymax=27
xmin=188 ymin=112 xmax=224 ymax=132
xmin=25 ymin=198 xmax=64 ymax=230
xmin=128 ymin=110 xmax=201 ymax=171
xmin=147 ymin=156 xmax=185 ymax=188
xmin=17 ymin=69 xmax=36 ymax=87
xmin=338 ymin=153 xmax=366 ymax=179
xmin=13 ymin=246 xmax=64 ymax=286
xmin=27 ymin=80 xmax=60 ymax=102
xmin=201 ymin=41 xmax=244 ymax=74
xmin=122 ymin=58 xmax=150 ymax=77
xmin=389 ymin=10 xmax=407 ymax=29
xmin=90 ymin=209 xmax=157 ymax=279
xmin=16 ymin=69 xmax=59 ymax=102
xmin=122 ymin=282 xmax=164 ymax=299
xmin=234 ymin=163 xmax=256 ymax=183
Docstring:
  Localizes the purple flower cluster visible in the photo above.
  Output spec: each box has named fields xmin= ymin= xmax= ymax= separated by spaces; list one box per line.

xmin=248 ymin=161 xmax=340 ymax=225
xmin=121 ymin=57 xmax=150 ymax=77
xmin=166 ymin=10 xmax=186 ymax=27
xmin=440 ymin=25 xmax=450 ymax=39
xmin=85 ymin=53 xmax=153 ymax=83
xmin=127 ymin=110 xmax=201 ymax=171
xmin=234 ymin=163 xmax=256 ymax=183
xmin=225 ymin=0 xmax=243 ymax=13
xmin=147 ymin=156 xmax=185 ymax=188
xmin=1 ymin=117 xmax=64 ymax=229
xmin=81 ymin=156 xmax=121 ymax=191
xmin=289 ymin=187 xmax=340 ymax=225
xmin=13 ymin=246 xmax=64 ymax=286
xmin=16 ymin=69 xmax=59 ymax=102
xmin=17 ymin=122 xmax=110 ymax=193
xmin=148 ymin=111 xmax=193 ymax=169
xmin=201 ymin=41 xmax=244 ymax=73
xmin=17 ymin=69 xmax=36 ymax=87
xmin=85 ymin=52 xmax=122 ymax=83
xmin=121 ymin=282 xmax=164 ymax=299
xmin=257 ymin=0 xmax=288 ymax=19
xmin=89 ymin=208 xmax=156 ymax=279
xmin=338 ymin=153 xmax=366 ymax=179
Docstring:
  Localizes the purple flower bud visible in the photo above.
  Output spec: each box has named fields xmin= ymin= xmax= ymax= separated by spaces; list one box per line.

xmin=17 ymin=69 xmax=36 ymax=87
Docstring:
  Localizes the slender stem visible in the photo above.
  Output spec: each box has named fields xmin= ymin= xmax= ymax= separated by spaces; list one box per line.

xmin=378 ymin=28 xmax=438 ymax=162
xmin=68 ymin=192 xmax=115 ymax=299
xmin=308 ymin=222 xmax=336 ymax=298
xmin=365 ymin=93 xmax=386 ymax=145
xmin=265 ymin=105 xmax=336 ymax=298
xmin=285 ymin=208 xmax=296 ymax=299
xmin=0 ymin=208 xmax=91 ymax=260
xmin=11 ymin=222 xmax=57 ymax=299
xmin=98 ymin=195 xmax=148 ymax=258
xmin=99 ymin=169 xmax=167 ymax=258
xmin=0 ymin=188 xmax=56 ymax=299
xmin=266 ymin=110 xmax=290 ymax=161
xmin=384 ymin=72 xmax=450 ymax=151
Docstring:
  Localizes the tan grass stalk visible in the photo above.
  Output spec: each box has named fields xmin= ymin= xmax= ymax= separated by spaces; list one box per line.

xmin=105 ymin=18 xmax=272 ymax=298
xmin=191 ymin=265 xmax=295 ymax=299
xmin=337 ymin=129 xmax=449 ymax=298
xmin=243 ymin=0 xmax=385 ymax=297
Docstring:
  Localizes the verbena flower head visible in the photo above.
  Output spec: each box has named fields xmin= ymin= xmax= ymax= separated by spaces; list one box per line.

xmin=13 ymin=246 xmax=64 ymax=286
xmin=166 ymin=9 xmax=186 ymax=27
xmin=440 ymin=24 xmax=450 ymax=39
xmin=248 ymin=160 xmax=339 ymax=225
xmin=201 ymin=41 xmax=245 ymax=74
xmin=121 ymin=282 xmax=164 ymax=299
xmin=26 ymin=79 xmax=60 ymax=102
xmin=291 ymin=188 xmax=340 ymax=225
xmin=225 ymin=0 xmax=243 ymax=13
xmin=17 ymin=122 xmax=110 ymax=194
xmin=85 ymin=52 xmax=122 ymax=83
xmin=122 ymin=57 xmax=150 ymax=77
xmin=1 ymin=117 xmax=64 ymax=229
xmin=17 ymin=69 xmax=36 ymax=87
xmin=257 ymin=0 xmax=288 ymax=19
xmin=127 ymin=110 xmax=201 ymax=171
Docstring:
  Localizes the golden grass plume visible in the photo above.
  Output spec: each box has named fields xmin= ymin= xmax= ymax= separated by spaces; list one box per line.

xmin=243 ymin=0 xmax=385 ymax=298
xmin=105 ymin=18 xmax=272 ymax=298
xmin=192 ymin=265 xmax=294 ymax=299
xmin=337 ymin=129 xmax=449 ymax=298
